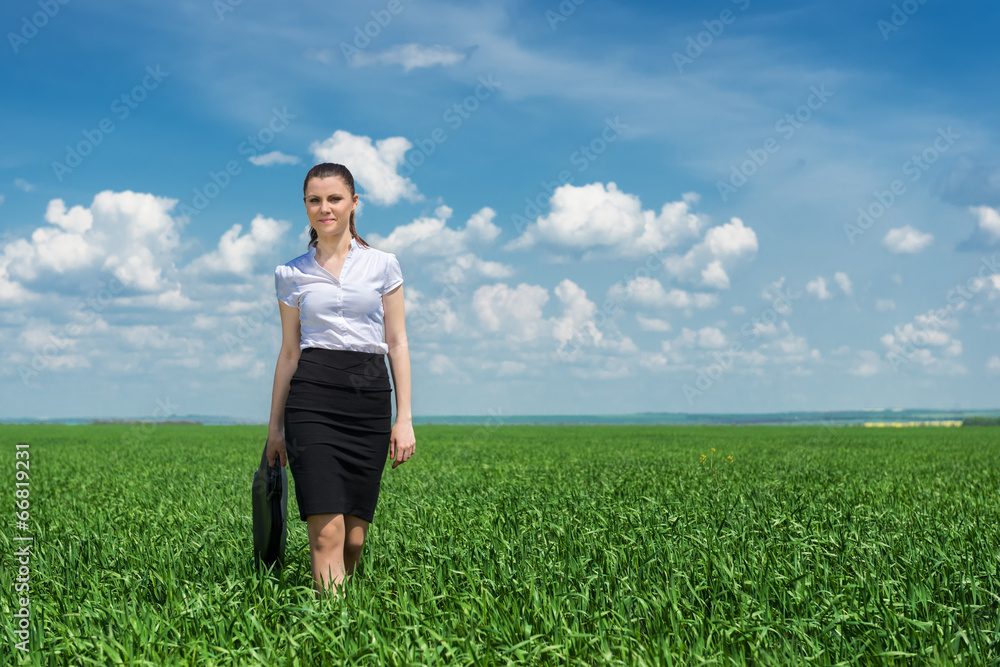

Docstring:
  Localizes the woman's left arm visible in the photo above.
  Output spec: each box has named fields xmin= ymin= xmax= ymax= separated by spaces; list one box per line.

xmin=384 ymin=284 xmax=415 ymax=468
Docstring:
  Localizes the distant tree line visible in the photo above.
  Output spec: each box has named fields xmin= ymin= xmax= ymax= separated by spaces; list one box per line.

xmin=89 ymin=419 xmax=203 ymax=425
xmin=962 ymin=417 xmax=1000 ymax=427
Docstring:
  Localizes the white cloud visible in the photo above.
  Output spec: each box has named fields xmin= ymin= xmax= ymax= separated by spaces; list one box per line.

xmin=704 ymin=217 xmax=758 ymax=258
xmin=470 ymin=279 xmax=636 ymax=359
xmin=635 ymin=314 xmax=671 ymax=332
xmin=496 ymin=360 xmax=528 ymax=377
xmin=116 ymin=324 xmax=174 ymax=350
xmin=875 ymin=298 xmax=896 ymax=312
xmin=834 ymin=271 xmax=852 ymax=295
xmin=0 ymin=267 xmax=30 ymax=303
xmin=189 ymin=214 xmax=291 ymax=276
xmin=798 ymin=271 xmax=851 ymax=303
xmin=990 ymin=273 xmax=1000 ymax=296
xmin=351 ymin=44 xmax=468 ymax=72
xmin=249 ymin=151 xmax=301 ymax=166
xmin=472 ymin=282 xmax=549 ymax=343
xmin=405 ymin=286 xmax=462 ymax=335
xmin=883 ymin=225 xmax=933 ymax=254
xmin=507 ymin=181 xmax=703 ymax=255
xmin=14 ymin=178 xmax=34 ymax=192
xmin=987 ymin=356 xmax=1000 ymax=374
xmin=759 ymin=277 xmax=799 ymax=312
xmin=754 ymin=331 xmax=819 ymax=365
xmin=428 ymin=353 xmax=462 ymax=376
xmin=113 ymin=288 xmax=196 ymax=310
xmin=304 ymin=47 xmax=335 ymax=65
xmin=507 ymin=181 xmax=756 ymax=290
xmin=665 ymin=321 xmax=818 ymax=374
xmin=664 ymin=217 xmax=757 ymax=289
xmin=309 ymin=130 xmax=420 ymax=206
xmin=550 ymin=279 xmax=601 ymax=350
xmin=638 ymin=351 xmax=669 ymax=371
xmin=92 ymin=190 xmax=185 ymax=291
xmin=970 ymin=206 xmax=1000 ymax=243
xmin=882 ymin=313 xmax=954 ymax=350
xmin=750 ymin=320 xmax=781 ymax=337
xmin=674 ymin=319 xmax=814 ymax=372
xmin=19 ymin=324 xmax=79 ymax=351
xmin=369 ymin=205 xmax=508 ymax=284
xmin=671 ymin=326 xmax=728 ymax=350
xmin=806 ymin=276 xmax=831 ymax=300
xmin=700 ymin=261 xmax=728 ymax=290
xmin=429 ymin=252 xmax=514 ymax=284
xmin=612 ymin=276 xmax=718 ymax=310
xmin=880 ymin=308 xmax=967 ymax=375
xmin=776 ymin=334 xmax=811 ymax=357
xmin=217 ymin=351 xmax=255 ymax=372
xmin=2 ymin=191 xmax=184 ymax=294
xmin=46 ymin=199 xmax=94 ymax=233
xmin=370 ymin=205 xmax=501 ymax=256
xmin=697 ymin=326 xmax=727 ymax=349
xmin=2 ymin=198 xmax=100 ymax=286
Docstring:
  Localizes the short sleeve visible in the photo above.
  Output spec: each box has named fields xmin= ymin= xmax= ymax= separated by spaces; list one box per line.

xmin=381 ymin=253 xmax=403 ymax=295
xmin=274 ymin=265 xmax=298 ymax=307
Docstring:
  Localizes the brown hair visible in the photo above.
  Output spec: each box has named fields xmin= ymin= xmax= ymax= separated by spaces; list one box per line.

xmin=303 ymin=163 xmax=370 ymax=249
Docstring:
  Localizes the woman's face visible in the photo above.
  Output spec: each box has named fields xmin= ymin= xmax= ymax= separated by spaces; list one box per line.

xmin=304 ymin=176 xmax=358 ymax=241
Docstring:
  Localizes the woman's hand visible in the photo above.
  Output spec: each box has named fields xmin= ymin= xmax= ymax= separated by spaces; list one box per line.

xmin=266 ymin=431 xmax=287 ymax=467
xmin=389 ymin=421 xmax=415 ymax=469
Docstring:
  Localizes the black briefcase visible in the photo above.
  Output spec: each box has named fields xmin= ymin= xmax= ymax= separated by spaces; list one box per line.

xmin=252 ymin=441 xmax=288 ymax=569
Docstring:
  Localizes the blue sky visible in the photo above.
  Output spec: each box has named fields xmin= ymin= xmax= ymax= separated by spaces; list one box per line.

xmin=2 ymin=0 xmax=999 ymax=420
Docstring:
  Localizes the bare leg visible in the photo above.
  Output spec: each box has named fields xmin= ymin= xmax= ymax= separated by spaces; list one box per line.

xmin=343 ymin=514 xmax=370 ymax=577
xmin=306 ymin=513 xmax=346 ymax=597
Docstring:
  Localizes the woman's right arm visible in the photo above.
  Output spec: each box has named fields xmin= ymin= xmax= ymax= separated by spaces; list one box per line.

xmin=266 ymin=300 xmax=301 ymax=466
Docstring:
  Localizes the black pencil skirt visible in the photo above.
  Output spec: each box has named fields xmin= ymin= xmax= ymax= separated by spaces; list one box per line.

xmin=283 ymin=347 xmax=393 ymax=523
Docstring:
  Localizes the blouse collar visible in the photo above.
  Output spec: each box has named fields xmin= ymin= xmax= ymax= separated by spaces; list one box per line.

xmin=309 ymin=237 xmax=355 ymax=282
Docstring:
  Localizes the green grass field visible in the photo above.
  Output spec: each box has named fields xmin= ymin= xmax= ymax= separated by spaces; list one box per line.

xmin=2 ymin=424 xmax=998 ymax=665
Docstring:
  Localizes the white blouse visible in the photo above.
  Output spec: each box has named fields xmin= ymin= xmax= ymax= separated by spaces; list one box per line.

xmin=274 ymin=237 xmax=403 ymax=355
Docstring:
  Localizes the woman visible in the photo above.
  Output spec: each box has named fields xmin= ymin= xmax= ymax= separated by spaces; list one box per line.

xmin=265 ymin=162 xmax=415 ymax=596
